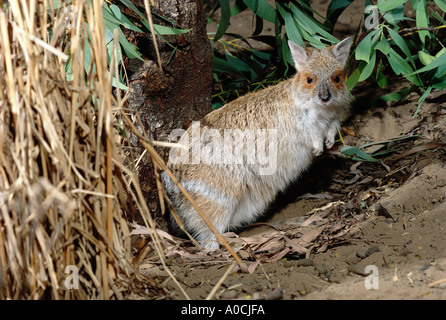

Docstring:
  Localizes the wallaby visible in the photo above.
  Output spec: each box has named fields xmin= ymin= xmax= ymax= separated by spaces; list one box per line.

xmin=162 ymin=37 xmax=353 ymax=250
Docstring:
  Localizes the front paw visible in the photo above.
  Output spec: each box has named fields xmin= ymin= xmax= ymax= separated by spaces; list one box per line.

xmin=325 ymin=135 xmax=335 ymax=150
xmin=313 ymin=145 xmax=324 ymax=156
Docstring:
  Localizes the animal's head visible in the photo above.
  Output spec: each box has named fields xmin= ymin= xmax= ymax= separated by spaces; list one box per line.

xmin=289 ymin=37 xmax=353 ymax=106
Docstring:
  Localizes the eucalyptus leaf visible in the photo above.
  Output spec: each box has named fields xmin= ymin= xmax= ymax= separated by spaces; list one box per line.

xmin=419 ymin=51 xmax=435 ymax=66
xmin=414 ymin=85 xmax=432 ymax=116
xmin=376 ymin=0 xmax=407 ymax=12
xmin=214 ymin=0 xmax=230 ymax=42
xmin=346 ymin=66 xmax=362 ymax=90
xmin=290 ymin=3 xmax=338 ymax=43
xmin=355 ymin=32 xmax=373 ymax=63
xmin=433 ymin=0 xmax=446 ymax=12
xmin=375 ymin=37 xmax=390 ymax=55
xmin=358 ymin=51 xmax=376 ymax=82
xmin=415 ymin=0 xmax=429 ymax=45
xmin=213 ymin=55 xmax=245 ymax=77
xmin=243 ymin=0 xmax=276 ymax=23
xmin=326 ymin=0 xmax=354 ymax=30
xmin=407 ymin=49 xmax=446 ymax=75
xmin=387 ymin=27 xmax=415 ymax=67
xmin=282 ymin=9 xmax=305 ymax=47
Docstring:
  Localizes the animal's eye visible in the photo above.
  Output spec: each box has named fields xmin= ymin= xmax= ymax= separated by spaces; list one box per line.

xmin=307 ymin=77 xmax=313 ymax=84
xmin=333 ymin=76 xmax=341 ymax=83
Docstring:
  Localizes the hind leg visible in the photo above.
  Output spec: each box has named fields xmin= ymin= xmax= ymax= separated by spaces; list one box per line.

xmin=170 ymin=192 xmax=236 ymax=251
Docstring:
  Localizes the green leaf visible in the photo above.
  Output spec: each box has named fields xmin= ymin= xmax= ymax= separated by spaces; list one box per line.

xmin=230 ymin=0 xmax=248 ymax=16
xmin=379 ymin=0 xmax=404 ymax=25
xmin=290 ymin=3 xmax=338 ymax=43
xmin=387 ymin=48 xmax=421 ymax=86
xmin=358 ymin=51 xmax=376 ymax=82
xmin=436 ymin=47 xmax=446 ymax=58
xmin=414 ymin=85 xmax=432 ymax=116
xmin=299 ymin=28 xmax=327 ymax=49
xmin=354 ymin=149 xmax=381 ymax=162
xmin=109 ymin=4 xmax=121 ymax=20
xmin=103 ymin=4 xmax=143 ymax=33
xmin=432 ymin=76 xmax=446 ymax=89
xmin=346 ymin=65 xmax=362 ymax=90
xmin=355 ymin=32 xmax=373 ymax=63
xmin=379 ymin=86 xmax=412 ymax=102
xmin=281 ymin=34 xmax=294 ymax=68
xmin=103 ymin=19 xmax=143 ymax=60
xmin=213 ymin=55 xmax=245 ymax=77
xmin=153 ymin=25 xmax=191 ymax=35
xmin=375 ymin=37 xmax=390 ymax=55
xmin=224 ymin=50 xmax=264 ymax=81
xmin=326 ymin=0 xmax=354 ymax=30
xmin=214 ymin=0 xmax=230 ymax=42
xmin=340 ymin=145 xmax=381 ymax=162
xmin=278 ymin=5 xmax=304 ymax=47
xmin=102 ymin=5 xmax=122 ymax=26
xmin=212 ymin=101 xmax=225 ymax=110
xmin=419 ymin=51 xmax=435 ymax=65
xmin=295 ymin=0 xmax=329 ymax=22
xmin=253 ymin=13 xmax=264 ymax=36
xmin=340 ymin=145 xmax=359 ymax=156
xmin=376 ymin=0 xmax=407 ymax=12
xmin=387 ymin=27 xmax=415 ymax=66
xmin=243 ymin=0 xmax=276 ymax=23
xmin=434 ymin=0 xmax=446 ymax=12
xmin=376 ymin=63 xmax=388 ymax=88
xmin=119 ymin=0 xmax=190 ymax=35
xmin=408 ymin=49 xmax=446 ymax=75
xmin=224 ymin=51 xmax=250 ymax=72
xmin=432 ymin=9 xmax=446 ymax=25
xmin=415 ymin=0 xmax=429 ymax=45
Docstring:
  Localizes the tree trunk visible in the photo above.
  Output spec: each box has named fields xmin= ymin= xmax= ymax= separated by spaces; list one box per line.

xmin=123 ymin=0 xmax=213 ymax=213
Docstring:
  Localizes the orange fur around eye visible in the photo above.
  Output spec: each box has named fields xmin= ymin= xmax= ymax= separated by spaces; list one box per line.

xmin=331 ymin=70 xmax=345 ymax=89
xmin=297 ymin=72 xmax=317 ymax=90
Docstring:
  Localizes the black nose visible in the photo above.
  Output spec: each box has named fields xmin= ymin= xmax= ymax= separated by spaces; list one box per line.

xmin=318 ymin=90 xmax=331 ymax=103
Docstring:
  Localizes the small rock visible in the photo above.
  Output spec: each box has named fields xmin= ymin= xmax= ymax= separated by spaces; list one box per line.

xmin=366 ymin=244 xmax=380 ymax=256
xmin=399 ymin=247 xmax=411 ymax=257
xmin=251 ymin=292 xmax=266 ymax=300
xmin=251 ymin=283 xmax=263 ymax=292
xmin=356 ymin=248 xmax=368 ymax=259
xmin=328 ymin=270 xmax=343 ymax=283
xmin=297 ymin=258 xmax=314 ymax=267
xmin=385 ymin=218 xmax=395 ymax=224
xmin=283 ymin=260 xmax=295 ymax=268
xmin=266 ymin=288 xmax=283 ymax=300
xmin=345 ymin=253 xmax=359 ymax=264
xmin=348 ymin=265 xmax=368 ymax=276
xmin=315 ymin=264 xmax=328 ymax=275
xmin=221 ymin=290 xmax=239 ymax=299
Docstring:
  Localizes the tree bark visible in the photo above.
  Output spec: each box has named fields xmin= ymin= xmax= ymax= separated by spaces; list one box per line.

xmin=122 ymin=0 xmax=213 ymax=209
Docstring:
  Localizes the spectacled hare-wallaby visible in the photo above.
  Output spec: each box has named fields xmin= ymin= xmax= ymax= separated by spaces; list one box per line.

xmin=162 ymin=38 xmax=353 ymax=250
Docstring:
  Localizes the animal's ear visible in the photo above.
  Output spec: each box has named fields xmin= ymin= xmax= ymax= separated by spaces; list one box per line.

xmin=288 ymin=40 xmax=309 ymax=71
xmin=331 ymin=37 xmax=353 ymax=66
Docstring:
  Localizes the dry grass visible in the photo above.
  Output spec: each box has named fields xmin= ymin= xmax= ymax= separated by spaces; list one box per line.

xmin=0 ymin=0 xmax=168 ymax=299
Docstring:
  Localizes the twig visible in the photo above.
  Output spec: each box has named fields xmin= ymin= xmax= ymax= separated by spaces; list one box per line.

xmin=398 ymin=26 xmax=446 ymax=37
xmin=144 ymin=0 xmax=163 ymax=71
xmin=10 ymin=21 xmax=69 ymax=61
xmin=428 ymin=278 xmax=446 ymax=288
xmin=206 ymin=262 xmax=237 ymax=300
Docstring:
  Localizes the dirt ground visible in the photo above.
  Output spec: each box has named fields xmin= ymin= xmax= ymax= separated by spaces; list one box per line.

xmin=136 ymin=1 xmax=446 ymax=300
